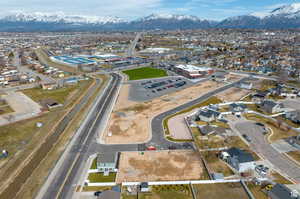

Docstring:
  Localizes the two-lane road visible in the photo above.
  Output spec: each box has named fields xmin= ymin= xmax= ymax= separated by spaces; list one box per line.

xmin=235 ymin=121 xmax=300 ymax=182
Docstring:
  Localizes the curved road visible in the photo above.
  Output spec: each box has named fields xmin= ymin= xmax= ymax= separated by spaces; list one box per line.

xmin=38 ymin=73 xmax=249 ymax=199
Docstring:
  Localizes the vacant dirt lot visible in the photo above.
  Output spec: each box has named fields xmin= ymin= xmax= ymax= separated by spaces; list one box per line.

xmin=168 ymin=112 xmax=193 ymax=140
xmin=216 ymin=87 xmax=252 ymax=102
xmin=103 ymin=81 xmax=225 ymax=144
xmin=116 ymin=150 xmax=203 ymax=183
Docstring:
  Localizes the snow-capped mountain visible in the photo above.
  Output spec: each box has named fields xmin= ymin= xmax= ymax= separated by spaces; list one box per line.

xmin=1 ymin=11 xmax=126 ymax=24
xmin=137 ymin=14 xmax=201 ymax=22
xmin=268 ymin=3 xmax=300 ymax=18
xmin=0 ymin=3 xmax=300 ymax=32
xmin=252 ymin=3 xmax=300 ymax=19
xmin=218 ymin=3 xmax=300 ymax=29
xmin=129 ymin=14 xmax=212 ymax=30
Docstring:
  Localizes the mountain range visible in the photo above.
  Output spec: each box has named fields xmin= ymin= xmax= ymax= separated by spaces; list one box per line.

xmin=1 ymin=3 xmax=300 ymax=31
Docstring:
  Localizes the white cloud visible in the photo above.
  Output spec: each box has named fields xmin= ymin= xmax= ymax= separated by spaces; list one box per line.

xmin=0 ymin=0 xmax=162 ymax=18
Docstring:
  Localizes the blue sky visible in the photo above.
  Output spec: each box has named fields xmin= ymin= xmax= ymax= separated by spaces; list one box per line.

xmin=0 ymin=0 xmax=299 ymax=20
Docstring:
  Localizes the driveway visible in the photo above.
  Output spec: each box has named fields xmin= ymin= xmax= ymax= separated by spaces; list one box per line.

xmin=234 ymin=120 xmax=300 ymax=182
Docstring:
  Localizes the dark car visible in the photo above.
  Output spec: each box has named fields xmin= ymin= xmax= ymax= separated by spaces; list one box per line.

xmin=94 ymin=191 xmax=102 ymax=196
xmin=255 ymin=122 xmax=264 ymax=127
xmin=242 ymin=134 xmax=251 ymax=142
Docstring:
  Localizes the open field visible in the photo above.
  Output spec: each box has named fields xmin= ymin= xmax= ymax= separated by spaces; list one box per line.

xmin=0 ymin=76 xmax=105 ymax=199
xmin=216 ymin=87 xmax=252 ymax=102
xmin=102 ymin=79 xmax=228 ymax=144
xmin=123 ymin=67 xmax=168 ymax=80
xmin=23 ymin=79 xmax=92 ymax=105
xmin=116 ymin=150 xmax=203 ymax=183
xmin=13 ymin=75 xmax=108 ymax=199
xmin=193 ymin=183 xmax=249 ymax=199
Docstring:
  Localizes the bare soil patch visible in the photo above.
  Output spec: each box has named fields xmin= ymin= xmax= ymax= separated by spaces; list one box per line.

xmin=116 ymin=150 xmax=203 ymax=183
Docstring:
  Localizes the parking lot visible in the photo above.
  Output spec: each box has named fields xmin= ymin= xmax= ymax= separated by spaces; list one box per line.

xmin=128 ymin=76 xmax=195 ymax=102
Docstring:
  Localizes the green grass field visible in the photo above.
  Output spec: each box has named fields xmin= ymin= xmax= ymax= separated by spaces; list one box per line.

xmin=123 ymin=67 xmax=168 ymax=80
xmin=88 ymin=172 xmax=116 ymax=183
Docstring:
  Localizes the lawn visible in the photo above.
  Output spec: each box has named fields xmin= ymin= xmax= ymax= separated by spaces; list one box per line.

xmin=90 ymin=158 xmax=97 ymax=169
xmin=122 ymin=67 xmax=167 ymax=80
xmin=82 ymin=186 xmax=112 ymax=192
xmin=193 ymin=183 xmax=249 ymax=199
xmin=23 ymin=79 xmax=93 ymax=105
xmin=88 ymin=172 xmax=116 ymax=183
xmin=246 ymin=183 xmax=268 ymax=199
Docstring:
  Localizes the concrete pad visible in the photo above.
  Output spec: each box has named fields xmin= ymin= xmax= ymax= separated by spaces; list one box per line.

xmin=0 ymin=91 xmax=42 ymax=126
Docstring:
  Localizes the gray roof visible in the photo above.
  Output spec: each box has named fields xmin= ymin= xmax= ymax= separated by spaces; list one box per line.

xmin=262 ymin=100 xmax=277 ymax=108
xmin=229 ymin=103 xmax=246 ymax=109
xmin=97 ymin=153 xmax=116 ymax=163
xmin=226 ymin=147 xmax=254 ymax=163
xmin=199 ymin=109 xmax=220 ymax=118
xmin=268 ymin=184 xmax=299 ymax=199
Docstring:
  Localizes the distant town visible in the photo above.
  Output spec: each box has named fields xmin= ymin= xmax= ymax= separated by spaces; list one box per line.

xmin=0 ymin=28 xmax=299 ymax=199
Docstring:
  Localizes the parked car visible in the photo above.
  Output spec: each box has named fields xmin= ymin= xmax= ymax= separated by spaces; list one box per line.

xmin=94 ymin=191 xmax=102 ymax=196
xmin=255 ymin=122 xmax=264 ymax=127
xmin=242 ymin=134 xmax=251 ymax=142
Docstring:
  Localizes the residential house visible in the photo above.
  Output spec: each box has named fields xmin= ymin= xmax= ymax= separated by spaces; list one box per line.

xmin=220 ymin=147 xmax=255 ymax=173
xmin=268 ymin=183 xmax=300 ymax=199
xmin=140 ymin=182 xmax=150 ymax=192
xmin=260 ymin=100 xmax=284 ymax=114
xmin=198 ymin=109 xmax=220 ymax=122
xmin=97 ymin=152 xmax=118 ymax=175
xmin=229 ymin=103 xmax=247 ymax=113
xmin=252 ymin=91 xmax=268 ymax=102
xmin=239 ymin=82 xmax=253 ymax=90
xmin=285 ymin=111 xmax=300 ymax=124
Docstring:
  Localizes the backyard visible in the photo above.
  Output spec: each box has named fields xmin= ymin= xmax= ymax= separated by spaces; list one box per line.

xmin=193 ymin=183 xmax=249 ymax=199
xmin=88 ymin=172 xmax=116 ymax=183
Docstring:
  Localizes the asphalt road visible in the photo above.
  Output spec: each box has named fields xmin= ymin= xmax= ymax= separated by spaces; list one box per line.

xmin=38 ymin=74 xmax=249 ymax=199
xmin=235 ymin=121 xmax=300 ymax=182
xmin=40 ymin=73 xmax=121 ymax=199
xmin=0 ymin=78 xmax=102 ymax=199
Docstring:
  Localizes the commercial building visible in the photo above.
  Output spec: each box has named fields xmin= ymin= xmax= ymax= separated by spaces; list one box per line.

xmin=174 ymin=64 xmax=214 ymax=79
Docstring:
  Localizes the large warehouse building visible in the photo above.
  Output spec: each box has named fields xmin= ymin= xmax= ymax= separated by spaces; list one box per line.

xmin=174 ymin=64 xmax=214 ymax=79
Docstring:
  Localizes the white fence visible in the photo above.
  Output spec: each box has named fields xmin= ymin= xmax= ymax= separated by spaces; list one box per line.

xmin=122 ymin=179 xmax=243 ymax=186
xmin=87 ymin=182 xmax=117 ymax=186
